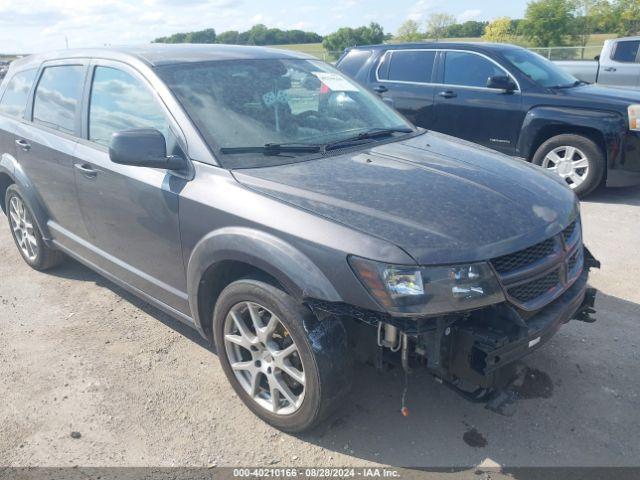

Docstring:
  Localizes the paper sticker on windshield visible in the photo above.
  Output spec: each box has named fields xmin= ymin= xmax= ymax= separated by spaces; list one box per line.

xmin=312 ymin=72 xmax=359 ymax=92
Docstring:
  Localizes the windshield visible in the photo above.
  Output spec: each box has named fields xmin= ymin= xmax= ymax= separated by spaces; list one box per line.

xmin=503 ymin=48 xmax=579 ymax=88
xmin=156 ymin=58 xmax=413 ymax=168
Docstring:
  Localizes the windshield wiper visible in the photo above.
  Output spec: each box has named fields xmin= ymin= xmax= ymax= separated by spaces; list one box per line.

xmin=550 ymin=80 xmax=585 ymax=89
xmin=219 ymin=128 xmax=413 ymax=156
xmin=321 ymin=127 xmax=414 ymax=152
xmin=220 ymin=143 xmax=322 ymax=156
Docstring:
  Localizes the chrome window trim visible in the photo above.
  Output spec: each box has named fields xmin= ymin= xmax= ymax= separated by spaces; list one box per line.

xmin=375 ymin=48 xmax=521 ymax=92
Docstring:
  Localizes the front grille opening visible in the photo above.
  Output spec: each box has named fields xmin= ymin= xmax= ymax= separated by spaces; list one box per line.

xmin=567 ymin=248 xmax=584 ymax=275
xmin=507 ymin=270 xmax=561 ymax=303
xmin=562 ymin=220 xmax=577 ymax=244
xmin=491 ymin=237 xmax=556 ymax=274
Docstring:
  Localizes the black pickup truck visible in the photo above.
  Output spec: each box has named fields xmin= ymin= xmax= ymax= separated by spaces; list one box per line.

xmin=337 ymin=42 xmax=640 ymax=197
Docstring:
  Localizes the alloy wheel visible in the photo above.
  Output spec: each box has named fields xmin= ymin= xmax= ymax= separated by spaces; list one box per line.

xmin=542 ymin=145 xmax=590 ymax=189
xmin=8 ymin=195 xmax=39 ymax=262
xmin=223 ymin=301 xmax=306 ymax=415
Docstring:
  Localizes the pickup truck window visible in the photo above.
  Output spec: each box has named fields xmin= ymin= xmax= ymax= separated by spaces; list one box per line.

xmin=386 ymin=50 xmax=436 ymax=83
xmin=611 ymin=40 xmax=640 ymax=63
xmin=33 ymin=65 xmax=84 ymax=134
xmin=0 ymin=68 xmax=37 ymax=118
xmin=89 ymin=66 xmax=168 ymax=147
xmin=503 ymin=49 xmax=576 ymax=88
xmin=443 ymin=51 xmax=505 ymax=88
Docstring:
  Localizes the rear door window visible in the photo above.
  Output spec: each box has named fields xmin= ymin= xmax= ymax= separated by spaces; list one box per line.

xmin=443 ymin=51 xmax=506 ymax=88
xmin=611 ymin=41 xmax=640 ymax=63
xmin=88 ymin=66 xmax=168 ymax=147
xmin=337 ymin=50 xmax=372 ymax=77
xmin=0 ymin=69 xmax=37 ymax=118
xmin=386 ymin=50 xmax=436 ymax=83
xmin=33 ymin=65 xmax=85 ymax=134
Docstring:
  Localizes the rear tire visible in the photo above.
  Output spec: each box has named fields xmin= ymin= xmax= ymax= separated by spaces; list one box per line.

xmin=5 ymin=185 xmax=65 ymax=271
xmin=213 ymin=278 xmax=352 ymax=432
xmin=532 ymin=134 xmax=604 ymax=197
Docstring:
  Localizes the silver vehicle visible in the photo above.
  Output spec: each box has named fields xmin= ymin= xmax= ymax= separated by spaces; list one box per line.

xmin=555 ymin=37 xmax=640 ymax=88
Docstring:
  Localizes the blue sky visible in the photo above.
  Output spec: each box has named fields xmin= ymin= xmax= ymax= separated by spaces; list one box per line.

xmin=0 ymin=0 xmax=529 ymax=53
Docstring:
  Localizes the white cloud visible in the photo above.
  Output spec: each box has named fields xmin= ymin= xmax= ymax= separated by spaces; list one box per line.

xmin=0 ymin=0 xmax=523 ymax=54
xmin=458 ymin=9 xmax=482 ymax=22
xmin=406 ymin=0 xmax=443 ymax=22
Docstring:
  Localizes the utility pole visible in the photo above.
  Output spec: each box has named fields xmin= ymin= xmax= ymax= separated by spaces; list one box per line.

xmin=65 ymin=36 xmax=69 ymax=49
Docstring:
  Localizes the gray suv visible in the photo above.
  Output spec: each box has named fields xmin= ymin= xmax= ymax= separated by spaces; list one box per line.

xmin=0 ymin=45 xmax=597 ymax=432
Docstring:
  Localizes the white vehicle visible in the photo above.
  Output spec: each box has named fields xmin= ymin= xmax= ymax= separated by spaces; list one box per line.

xmin=555 ymin=37 xmax=640 ymax=88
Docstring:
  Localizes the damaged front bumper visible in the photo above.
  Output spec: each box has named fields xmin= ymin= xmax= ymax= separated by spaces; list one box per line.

xmin=308 ymin=250 xmax=598 ymax=396
xmin=444 ymin=268 xmax=595 ymax=390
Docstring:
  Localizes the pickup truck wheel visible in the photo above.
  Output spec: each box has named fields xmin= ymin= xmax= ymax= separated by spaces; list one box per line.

xmin=5 ymin=185 xmax=65 ymax=271
xmin=533 ymin=134 xmax=604 ymax=197
xmin=213 ymin=278 xmax=352 ymax=432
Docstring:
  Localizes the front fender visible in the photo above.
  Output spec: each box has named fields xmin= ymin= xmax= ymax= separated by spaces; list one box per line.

xmin=517 ymin=106 xmax=626 ymax=162
xmin=186 ymin=227 xmax=342 ymax=333
xmin=0 ymin=153 xmax=52 ymax=242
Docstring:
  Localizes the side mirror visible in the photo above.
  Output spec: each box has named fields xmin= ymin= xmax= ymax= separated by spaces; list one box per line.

xmin=109 ymin=128 xmax=186 ymax=170
xmin=594 ymin=54 xmax=600 ymax=61
xmin=486 ymin=75 xmax=517 ymax=92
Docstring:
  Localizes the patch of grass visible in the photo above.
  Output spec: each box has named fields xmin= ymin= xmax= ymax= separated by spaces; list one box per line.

xmin=267 ymin=43 xmax=330 ymax=59
xmin=268 ymin=33 xmax=618 ymax=61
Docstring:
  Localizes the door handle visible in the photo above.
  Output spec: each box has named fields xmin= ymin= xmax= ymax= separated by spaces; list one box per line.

xmin=373 ymin=85 xmax=388 ymax=93
xmin=603 ymin=67 xmax=617 ymax=72
xmin=438 ymin=90 xmax=457 ymax=99
xmin=15 ymin=139 xmax=31 ymax=151
xmin=74 ymin=163 xmax=98 ymax=178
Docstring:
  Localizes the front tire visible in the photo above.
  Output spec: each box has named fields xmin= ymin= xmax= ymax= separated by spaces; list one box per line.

xmin=213 ymin=278 xmax=352 ymax=432
xmin=532 ymin=134 xmax=605 ymax=197
xmin=5 ymin=185 xmax=65 ymax=271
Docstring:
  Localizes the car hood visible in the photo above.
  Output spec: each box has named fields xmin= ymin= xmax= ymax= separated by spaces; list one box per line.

xmin=557 ymin=84 xmax=640 ymax=106
xmin=233 ymin=131 xmax=579 ymax=265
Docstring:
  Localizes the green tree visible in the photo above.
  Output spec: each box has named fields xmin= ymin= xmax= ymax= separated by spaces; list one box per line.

xmin=425 ymin=13 xmax=457 ymax=40
xmin=458 ymin=20 xmax=488 ymax=37
xmin=522 ymin=0 xmax=575 ymax=47
xmin=216 ymin=30 xmax=240 ymax=44
xmin=572 ymin=0 xmax=608 ymax=50
xmin=322 ymin=23 xmax=385 ymax=56
xmin=186 ymin=28 xmax=216 ymax=44
xmin=482 ymin=17 xmax=514 ymax=43
xmin=612 ymin=0 xmax=640 ymax=36
xmin=396 ymin=20 xmax=423 ymax=42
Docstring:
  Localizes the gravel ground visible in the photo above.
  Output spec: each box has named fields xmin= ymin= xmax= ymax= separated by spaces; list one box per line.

xmin=0 ymin=185 xmax=639 ymax=471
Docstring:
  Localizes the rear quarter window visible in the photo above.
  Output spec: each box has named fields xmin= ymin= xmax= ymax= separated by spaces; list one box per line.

xmin=33 ymin=65 xmax=85 ymax=134
xmin=0 ymin=69 xmax=37 ymax=118
xmin=337 ymin=50 xmax=372 ymax=78
xmin=386 ymin=50 xmax=436 ymax=83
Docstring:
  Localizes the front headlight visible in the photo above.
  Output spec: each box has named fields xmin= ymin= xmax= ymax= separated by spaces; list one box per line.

xmin=629 ymin=105 xmax=640 ymax=131
xmin=349 ymin=256 xmax=505 ymax=316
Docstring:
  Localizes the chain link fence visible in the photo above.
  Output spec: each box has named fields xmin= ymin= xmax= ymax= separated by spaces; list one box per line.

xmin=528 ymin=45 xmax=603 ymax=61
xmin=280 ymin=44 xmax=603 ymax=63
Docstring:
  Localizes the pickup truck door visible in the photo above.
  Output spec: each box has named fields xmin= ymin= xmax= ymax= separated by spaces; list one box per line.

xmin=370 ymin=49 xmax=437 ymax=129
xmin=598 ymin=39 xmax=640 ymax=88
xmin=433 ymin=50 xmax=523 ymax=155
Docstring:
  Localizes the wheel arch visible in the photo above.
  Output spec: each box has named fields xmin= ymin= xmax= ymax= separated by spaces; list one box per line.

xmin=0 ymin=155 xmax=52 ymax=241
xmin=517 ymin=107 xmax=626 ymax=175
xmin=187 ymin=227 xmax=341 ymax=339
